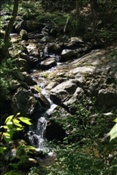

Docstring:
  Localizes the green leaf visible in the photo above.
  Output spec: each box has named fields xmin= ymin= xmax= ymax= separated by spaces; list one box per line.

xmin=13 ymin=118 xmax=22 ymax=127
xmin=114 ymin=118 xmax=117 ymax=123
xmin=3 ymin=132 xmax=11 ymax=142
xmin=0 ymin=146 xmax=7 ymax=155
xmin=16 ymin=127 xmax=24 ymax=131
xmin=5 ymin=115 xmax=14 ymax=124
xmin=108 ymin=123 xmax=117 ymax=141
xmin=3 ymin=132 xmax=10 ymax=137
xmin=6 ymin=121 xmax=13 ymax=126
xmin=26 ymin=145 xmax=36 ymax=150
xmin=18 ymin=117 xmax=32 ymax=125
xmin=3 ymin=125 xmax=9 ymax=129
xmin=33 ymin=85 xmax=41 ymax=93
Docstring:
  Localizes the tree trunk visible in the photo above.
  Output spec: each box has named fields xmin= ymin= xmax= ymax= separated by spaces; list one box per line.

xmin=90 ymin=0 xmax=97 ymax=41
xmin=76 ymin=0 xmax=80 ymax=17
xmin=2 ymin=0 xmax=19 ymax=59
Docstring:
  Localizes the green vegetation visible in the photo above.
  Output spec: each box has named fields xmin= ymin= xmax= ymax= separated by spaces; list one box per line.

xmin=108 ymin=118 xmax=117 ymax=141
xmin=0 ymin=113 xmax=35 ymax=175
xmin=0 ymin=0 xmax=117 ymax=174
xmin=0 ymin=58 xmax=17 ymax=100
xmin=44 ymin=102 xmax=117 ymax=175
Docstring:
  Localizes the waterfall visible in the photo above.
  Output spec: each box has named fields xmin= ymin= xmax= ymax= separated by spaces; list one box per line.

xmin=28 ymin=115 xmax=48 ymax=152
xmin=28 ymin=88 xmax=57 ymax=152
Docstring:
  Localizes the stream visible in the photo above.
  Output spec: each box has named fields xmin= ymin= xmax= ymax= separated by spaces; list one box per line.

xmin=10 ymin=31 xmax=89 ymax=153
xmin=27 ymin=44 xmax=59 ymax=152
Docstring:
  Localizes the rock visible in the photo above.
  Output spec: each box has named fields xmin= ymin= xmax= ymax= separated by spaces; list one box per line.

xmin=50 ymin=79 xmax=77 ymax=105
xmin=40 ymin=36 xmax=50 ymax=43
xmin=20 ymin=52 xmax=30 ymax=60
xmin=46 ymin=82 xmax=57 ymax=90
xmin=10 ymin=80 xmax=20 ymax=90
xmin=38 ymin=93 xmax=50 ymax=108
xmin=15 ymin=20 xmax=26 ymax=32
xmin=12 ymin=88 xmax=41 ymax=117
xmin=16 ymin=58 xmax=29 ymax=72
xmin=40 ymin=57 xmax=56 ymax=70
xmin=49 ymin=27 xmax=63 ymax=37
xmin=60 ymin=49 xmax=77 ymax=62
xmin=20 ymin=29 xmax=28 ymax=40
xmin=97 ymin=88 xmax=117 ymax=108
xmin=64 ymin=87 xmax=85 ymax=106
xmin=25 ymin=20 xmax=44 ymax=32
xmin=68 ymin=66 xmax=95 ymax=75
xmin=19 ymin=157 xmax=38 ymax=171
xmin=28 ymin=56 xmax=39 ymax=68
xmin=27 ymin=43 xmax=40 ymax=58
xmin=64 ymin=87 xmax=85 ymax=113
xmin=13 ymin=71 xmax=36 ymax=86
xmin=48 ymin=43 xmax=62 ymax=54
xmin=67 ymin=37 xmax=85 ymax=49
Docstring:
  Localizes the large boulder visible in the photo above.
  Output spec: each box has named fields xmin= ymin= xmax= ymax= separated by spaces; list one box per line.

xmin=12 ymin=88 xmax=41 ymax=117
xmin=50 ymin=79 xmax=77 ymax=108
xmin=12 ymin=71 xmax=36 ymax=86
xmin=97 ymin=88 xmax=117 ymax=108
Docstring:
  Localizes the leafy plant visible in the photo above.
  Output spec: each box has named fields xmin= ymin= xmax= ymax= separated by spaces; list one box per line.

xmin=28 ymin=167 xmax=39 ymax=175
xmin=2 ymin=113 xmax=31 ymax=142
xmin=0 ymin=58 xmax=18 ymax=100
xmin=0 ymin=113 xmax=35 ymax=174
xmin=108 ymin=118 xmax=117 ymax=141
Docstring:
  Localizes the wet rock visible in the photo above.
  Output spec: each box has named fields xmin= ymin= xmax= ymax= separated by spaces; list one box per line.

xmin=12 ymin=88 xmax=41 ymax=117
xmin=40 ymin=57 xmax=56 ymax=70
xmin=38 ymin=93 xmax=50 ymax=108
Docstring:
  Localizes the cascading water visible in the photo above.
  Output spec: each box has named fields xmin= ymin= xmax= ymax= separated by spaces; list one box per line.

xmin=28 ymin=80 xmax=57 ymax=152
xmin=28 ymin=44 xmax=59 ymax=152
xmin=28 ymin=115 xmax=48 ymax=152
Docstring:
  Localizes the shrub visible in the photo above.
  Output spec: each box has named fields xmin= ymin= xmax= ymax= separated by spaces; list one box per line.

xmin=45 ymin=102 xmax=117 ymax=175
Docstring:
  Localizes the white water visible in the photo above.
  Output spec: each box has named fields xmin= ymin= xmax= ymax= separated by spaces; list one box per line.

xmin=28 ymin=87 xmax=57 ymax=151
xmin=28 ymin=116 xmax=48 ymax=151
